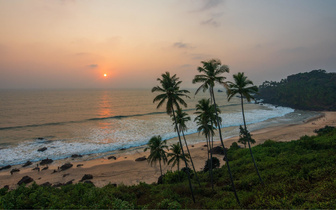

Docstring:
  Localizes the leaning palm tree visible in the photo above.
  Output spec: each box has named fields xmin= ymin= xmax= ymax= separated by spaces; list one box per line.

xmin=192 ymin=59 xmax=240 ymax=205
xmin=144 ymin=135 xmax=168 ymax=177
xmin=167 ymin=143 xmax=190 ymax=172
xmin=152 ymin=72 xmax=195 ymax=203
xmin=172 ymin=107 xmax=200 ymax=186
xmin=227 ymin=72 xmax=263 ymax=184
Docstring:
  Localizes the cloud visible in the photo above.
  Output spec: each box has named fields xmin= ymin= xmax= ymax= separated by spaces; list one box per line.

xmin=88 ymin=64 xmax=98 ymax=68
xmin=198 ymin=0 xmax=224 ymax=12
xmin=173 ymin=42 xmax=193 ymax=49
xmin=201 ymin=18 xmax=220 ymax=27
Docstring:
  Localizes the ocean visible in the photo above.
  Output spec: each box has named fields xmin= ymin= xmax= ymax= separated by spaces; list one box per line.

xmin=0 ymin=89 xmax=319 ymax=167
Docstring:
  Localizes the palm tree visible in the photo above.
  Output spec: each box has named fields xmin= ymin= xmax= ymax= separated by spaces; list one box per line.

xmin=227 ymin=72 xmax=263 ymax=184
xmin=152 ymin=72 xmax=195 ymax=203
xmin=192 ymin=59 xmax=240 ymax=205
xmin=173 ymin=107 xmax=200 ymax=186
xmin=167 ymin=143 xmax=190 ymax=172
xmin=194 ymin=98 xmax=219 ymax=190
xmin=144 ymin=135 xmax=168 ymax=177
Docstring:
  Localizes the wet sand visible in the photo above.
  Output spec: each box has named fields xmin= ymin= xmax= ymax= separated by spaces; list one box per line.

xmin=1 ymin=112 xmax=335 ymax=189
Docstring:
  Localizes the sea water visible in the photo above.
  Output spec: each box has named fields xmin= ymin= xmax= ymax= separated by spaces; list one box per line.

xmin=0 ymin=89 xmax=319 ymax=166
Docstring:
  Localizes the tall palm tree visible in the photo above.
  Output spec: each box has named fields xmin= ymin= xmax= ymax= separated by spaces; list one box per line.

xmin=227 ymin=72 xmax=263 ymax=184
xmin=194 ymin=98 xmax=219 ymax=190
xmin=167 ymin=143 xmax=190 ymax=172
xmin=152 ymin=72 xmax=195 ymax=203
xmin=173 ymin=107 xmax=200 ymax=186
xmin=192 ymin=59 xmax=240 ymax=205
xmin=144 ymin=135 xmax=168 ymax=177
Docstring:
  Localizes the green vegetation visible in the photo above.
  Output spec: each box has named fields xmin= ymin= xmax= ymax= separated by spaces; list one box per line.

xmin=144 ymin=135 xmax=168 ymax=176
xmin=1 ymin=126 xmax=336 ymax=209
xmin=257 ymin=69 xmax=336 ymax=110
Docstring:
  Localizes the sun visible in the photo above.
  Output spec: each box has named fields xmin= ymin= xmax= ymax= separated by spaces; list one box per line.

xmin=103 ymin=73 xmax=107 ymax=77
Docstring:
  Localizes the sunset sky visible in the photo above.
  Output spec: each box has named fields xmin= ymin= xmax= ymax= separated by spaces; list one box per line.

xmin=1 ymin=0 xmax=336 ymax=89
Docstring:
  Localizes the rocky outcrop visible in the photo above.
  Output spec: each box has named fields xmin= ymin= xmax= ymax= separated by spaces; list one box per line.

xmin=18 ymin=176 xmax=34 ymax=185
xmin=135 ymin=156 xmax=147 ymax=161
xmin=40 ymin=158 xmax=53 ymax=165
xmin=81 ymin=174 xmax=93 ymax=182
xmin=22 ymin=161 xmax=32 ymax=167
xmin=37 ymin=147 xmax=47 ymax=152
xmin=60 ymin=163 xmax=73 ymax=171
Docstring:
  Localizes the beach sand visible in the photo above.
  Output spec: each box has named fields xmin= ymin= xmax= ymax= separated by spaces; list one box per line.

xmin=1 ymin=111 xmax=335 ymax=189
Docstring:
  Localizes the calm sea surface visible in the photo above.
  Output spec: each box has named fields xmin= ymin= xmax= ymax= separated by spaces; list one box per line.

xmin=0 ymin=89 xmax=318 ymax=166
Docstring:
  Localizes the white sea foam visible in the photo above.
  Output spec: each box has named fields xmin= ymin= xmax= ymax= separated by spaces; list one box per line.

xmin=0 ymin=104 xmax=295 ymax=166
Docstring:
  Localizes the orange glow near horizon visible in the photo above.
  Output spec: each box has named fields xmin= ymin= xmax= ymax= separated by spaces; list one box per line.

xmin=104 ymin=73 xmax=107 ymax=77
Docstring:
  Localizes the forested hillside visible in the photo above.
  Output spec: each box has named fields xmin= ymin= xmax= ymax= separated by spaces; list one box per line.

xmin=257 ymin=70 xmax=336 ymax=111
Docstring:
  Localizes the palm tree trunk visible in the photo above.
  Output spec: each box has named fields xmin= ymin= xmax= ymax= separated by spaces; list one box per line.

xmin=159 ymin=159 xmax=162 ymax=177
xmin=172 ymin=108 xmax=196 ymax=203
xmin=210 ymin=87 xmax=240 ymax=205
xmin=182 ymin=130 xmax=201 ymax=187
xmin=209 ymin=132 xmax=214 ymax=191
xmin=240 ymin=95 xmax=264 ymax=185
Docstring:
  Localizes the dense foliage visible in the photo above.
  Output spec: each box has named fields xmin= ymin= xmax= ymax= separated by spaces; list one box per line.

xmin=257 ymin=70 xmax=336 ymax=110
xmin=1 ymin=126 xmax=336 ymax=209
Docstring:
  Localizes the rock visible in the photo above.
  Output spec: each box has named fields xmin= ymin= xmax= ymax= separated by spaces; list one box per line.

xmin=3 ymin=185 xmax=9 ymax=190
xmin=53 ymin=183 xmax=64 ymax=188
xmin=18 ymin=176 xmax=34 ymax=185
xmin=210 ymin=146 xmax=225 ymax=155
xmin=77 ymin=164 xmax=84 ymax=167
xmin=0 ymin=165 xmax=11 ymax=171
xmin=203 ymin=145 xmax=208 ymax=147
xmin=71 ymin=154 xmax=82 ymax=158
xmin=135 ymin=156 xmax=147 ymax=161
xmin=42 ymin=166 xmax=48 ymax=171
xmin=22 ymin=161 xmax=32 ymax=167
xmin=65 ymin=180 xmax=73 ymax=185
xmin=10 ymin=168 xmax=20 ymax=175
xmin=40 ymin=182 xmax=52 ymax=187
xmin=191 ymin=145 xmax=194 ymax=147
xmin=157 ymin=175 xmax=164 ymax=184
xmin=108 ymin=156 xmax=116 ymax=160
xmin=60 ymin=163 xmax=73 ymax=171
xmin=40 ymin=158 xmax=53 ymax=165
xmin=84 ymin=180 xmax=95 ymax=186
xmin=81 ymin=174 xmax=93 ymax=181
xmin=63 ymin=173 xmax=70 ymax=177
xmin=119 ymin=148 xmax=126 ymax=151
xmin=37 ymin=147 xmax=47 ymax=152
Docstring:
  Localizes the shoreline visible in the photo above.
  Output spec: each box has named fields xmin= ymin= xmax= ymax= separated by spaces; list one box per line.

xmin=0 ymin=111 xmax=335 ymax=189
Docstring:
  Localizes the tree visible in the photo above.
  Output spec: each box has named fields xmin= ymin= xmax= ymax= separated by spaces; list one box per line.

xmin=173 ymin=107 xmax=200 ymax=186
xmin=238 ymin=125 xmax=256 ymax=148
xmin=194 ymin=98 xmax=219 ymax=190
xmin=167 ymin=143 xmax=190 ymax=172
xmin=152 ymin=72 xmax=195 ymax=203
xmin=144 ymin=135 xmax=168 ymax=177
xmin=227 ymin=72 xmax=263 ymax=184
xmin=192 ymin=59 xmax=240 ymax=205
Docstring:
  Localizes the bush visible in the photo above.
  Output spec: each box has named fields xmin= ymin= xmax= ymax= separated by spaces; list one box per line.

xmin=203 ymin=157 xmax=220 ymax=172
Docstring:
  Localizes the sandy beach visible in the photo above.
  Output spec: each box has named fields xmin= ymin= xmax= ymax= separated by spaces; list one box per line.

xmin=1 ymin=111 xmax=335 ymax=189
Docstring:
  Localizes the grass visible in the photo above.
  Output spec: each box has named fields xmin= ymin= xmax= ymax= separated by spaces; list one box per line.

xmin=1 ymin=126 xmax=335 ymax=209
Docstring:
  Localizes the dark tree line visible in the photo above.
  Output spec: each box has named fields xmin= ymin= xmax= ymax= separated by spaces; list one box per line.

xmin=257 ymin=69 xmax=336 ymax=111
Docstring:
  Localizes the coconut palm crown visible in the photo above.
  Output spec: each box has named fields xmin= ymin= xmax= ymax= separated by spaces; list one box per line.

xmin=144 ymin=135 xmax=168 ymax=176
xmin=227 ymin=72 xmax=258 ymax=102
xmin=152 ymin=72 xmax=190 ymax=114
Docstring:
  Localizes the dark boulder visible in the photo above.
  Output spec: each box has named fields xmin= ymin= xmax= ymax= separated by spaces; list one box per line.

xmin=22 ymin=161 xmax=32 ymax=167
xmin=77 ymin=164 xmax=84 ymax=167
xmin=108 ymin=156 xmax=117 ymax=160
xmin=157 ymin=175 xmax=165 ymax=184
xmin=53 ymin=183 xmax=64 ymax=188
xmin=42 ymin=166 xmax=48 ymax=171
xmin=0 ymin=165 xmax=11 ymax=171
xmin=40 ymin=158 xmax=53 ymax=165
xmin=84 ymin=180 xmax=95 ymax=186
xmin=40 ymin=182 xmax=52 ymax=187
xmin=71 ymin=154 xmax=83 ymax=158
xmin=135 ymin=156 xmax=147 ymax=161
xmin=37 ymin=147 xmax=47 ymax=152
xmin=10 ymin=168 xmax=20 ymax=175
xmin=18 ymin=176 xmax=34 ymax=185
xmin=81 ymin=174 xmax=93 ymax=181
xmin=60 ymin=163 xmax=73 ymax=171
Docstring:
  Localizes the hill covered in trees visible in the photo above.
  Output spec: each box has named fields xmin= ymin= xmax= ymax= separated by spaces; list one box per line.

xmin=257 ymin=70 xmax=336 ymax=111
